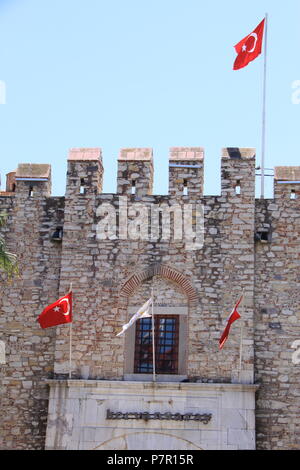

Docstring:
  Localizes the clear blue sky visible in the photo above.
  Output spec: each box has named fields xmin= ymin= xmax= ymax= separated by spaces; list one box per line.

xmin=0 ymin=0 xmax=299 ymax=197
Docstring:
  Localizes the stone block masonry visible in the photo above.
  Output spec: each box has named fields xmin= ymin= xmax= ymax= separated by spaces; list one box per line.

xmin=0 ymin=147 xmax=299 ymax=450
xmin=44 ymin=380 xmax=258 ymax=450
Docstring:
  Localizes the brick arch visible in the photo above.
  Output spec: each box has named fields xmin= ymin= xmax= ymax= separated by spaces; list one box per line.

xmin=119 ymin=264 xmax=198 ymax=306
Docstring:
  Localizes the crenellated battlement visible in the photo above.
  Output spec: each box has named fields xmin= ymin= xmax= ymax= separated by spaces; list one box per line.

xmin=0 ymin=146 xmax=277 ymax=198
xmin=1 ymin=145 xmax=298 ymax=253
xmin=1 ymin=146 xmax=299 ymax=209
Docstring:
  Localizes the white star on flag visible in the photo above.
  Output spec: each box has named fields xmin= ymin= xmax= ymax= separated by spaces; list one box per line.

xmin=53 ymin=306 xmax=60 ymax=312
xmin=116 ymin=298 xmax=153 ymax=337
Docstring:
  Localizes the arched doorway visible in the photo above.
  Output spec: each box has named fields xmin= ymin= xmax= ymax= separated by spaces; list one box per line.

xmin=117 ymin=264 xmax=198 ymax=380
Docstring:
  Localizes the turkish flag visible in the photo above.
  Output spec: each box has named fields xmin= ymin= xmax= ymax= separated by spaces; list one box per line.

xmin=219 ymin=296 xmax=243 ymax=349
xmin=37 ymin=292 xmax=72 ymax=329
xmin=233 ymin=19 xmax=265 ymax=70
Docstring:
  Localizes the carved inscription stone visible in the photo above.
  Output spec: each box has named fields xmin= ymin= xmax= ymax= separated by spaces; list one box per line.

xmin=106 ymin=409 xmax=212 ymax=424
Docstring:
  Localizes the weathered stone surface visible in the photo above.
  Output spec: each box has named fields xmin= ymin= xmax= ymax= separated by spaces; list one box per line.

xmin=45 ymin=380 xmax=258 ymax=450
xmin=0 ymin=147 xmax=299 ymax=450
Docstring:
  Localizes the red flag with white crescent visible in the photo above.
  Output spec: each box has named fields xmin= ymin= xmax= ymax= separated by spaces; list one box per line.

xmin=37 ymin=292 xmax=72 ymax=329
xmin=233 ymin=19 xmax=265 ymax=70
xmin=219 ymin=296 xmax=243 ymax=349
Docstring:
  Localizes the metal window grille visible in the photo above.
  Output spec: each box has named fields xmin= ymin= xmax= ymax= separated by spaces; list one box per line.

xmin=134 ymin=315 xmax=179 ymax=374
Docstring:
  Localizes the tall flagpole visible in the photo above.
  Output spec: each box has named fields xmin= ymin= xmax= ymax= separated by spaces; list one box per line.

xmin=260 ymin=13 xmax=268 ymax=199
xmin=69 ymin=283 xmax=73 ymax=379
xmin=151 ymin=285 xmax=156 ymax=383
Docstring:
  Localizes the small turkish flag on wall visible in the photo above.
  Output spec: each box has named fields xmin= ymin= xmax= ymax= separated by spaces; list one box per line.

xmin=37 ymin=292 xmax=72 ymax=329
xmin=233 ymin=18 xmax=265 ymax=70
xmin=219 ymin=296 xmax=243 ymax=349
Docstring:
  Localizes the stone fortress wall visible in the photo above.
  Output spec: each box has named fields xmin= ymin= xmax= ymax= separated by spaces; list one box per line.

xmin=0 ymin=147 xmax=299 ymax=449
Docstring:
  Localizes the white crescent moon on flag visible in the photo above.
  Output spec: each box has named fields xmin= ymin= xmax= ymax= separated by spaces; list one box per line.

xmin=58 ymin=297 xmax=70 ymax=316
xmin=247 ymin=33 xmax=258 ymax=53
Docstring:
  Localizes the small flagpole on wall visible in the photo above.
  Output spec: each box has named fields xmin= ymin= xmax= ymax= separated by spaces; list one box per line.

xmin=151 ymin=285 xmax=156 ymax=383
xmin=260 ymin=12 xmax=268 ymax=199
xmin=69 ymin=283 xmax=73 ymax=380
xmin=238 ymin=290 xmax=245 ymax=380
xmin=69 ymin=323 xmax=72 ymax=380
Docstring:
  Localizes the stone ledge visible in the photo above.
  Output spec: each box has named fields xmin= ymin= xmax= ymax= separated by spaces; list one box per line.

xmin=15 ymin=163 xmax=51 ymax=179
xmin=68 ymin=148 xmax=102 ymax=161
xmin=124 ymin=374 xmax=188 ymax=382
xmin=169 ymin=147 xmax=204 ymax=161
xmin=118 ymin=148 xmax=153 ymax=161
xmin=222 ymin=148 xmax=256 ymax=160
xmin=44 ymin=379 xmax=259 ymax=393
xmin=274 ymin=166 xmax=300 ymax=181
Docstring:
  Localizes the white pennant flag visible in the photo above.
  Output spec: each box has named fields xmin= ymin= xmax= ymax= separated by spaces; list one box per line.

xmin=116 ymin=298 xmax=152 ymax=337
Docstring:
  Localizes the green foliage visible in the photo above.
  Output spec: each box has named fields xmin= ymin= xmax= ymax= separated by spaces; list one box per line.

xmin=0 ymin=211 xmax=19 ymax=279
